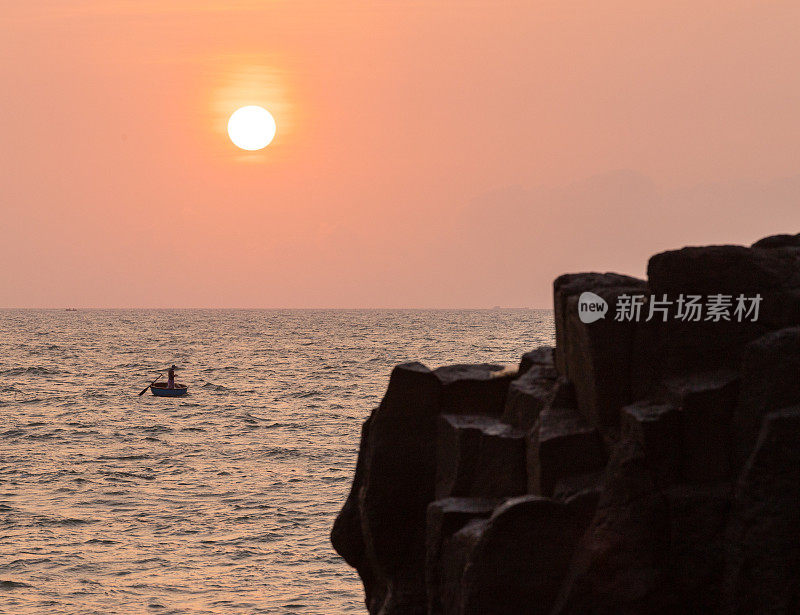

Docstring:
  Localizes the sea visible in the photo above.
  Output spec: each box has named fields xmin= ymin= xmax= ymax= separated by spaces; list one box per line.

xmin=0 ymin=309 xmax=555 ymax=614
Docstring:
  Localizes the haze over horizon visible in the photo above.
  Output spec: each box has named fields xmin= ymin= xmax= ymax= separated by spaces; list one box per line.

xmin=2 ymin=1 xmax=800 ymax=308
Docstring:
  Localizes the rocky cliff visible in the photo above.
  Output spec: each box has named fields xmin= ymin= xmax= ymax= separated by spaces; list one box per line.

xmin=331 ymin=234 xmax=800 ymax=614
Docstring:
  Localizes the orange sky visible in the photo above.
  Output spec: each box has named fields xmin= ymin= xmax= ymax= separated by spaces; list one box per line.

xmin=2 ymin=1 xmax=799 ymax=308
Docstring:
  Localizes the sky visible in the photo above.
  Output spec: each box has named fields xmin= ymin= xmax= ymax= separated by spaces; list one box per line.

xmin=1 ymin=1 xmax=799 ymax=308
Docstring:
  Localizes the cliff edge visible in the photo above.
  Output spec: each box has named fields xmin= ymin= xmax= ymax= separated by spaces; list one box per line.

xmin=332 ymin=234 xmax=800 ymax=614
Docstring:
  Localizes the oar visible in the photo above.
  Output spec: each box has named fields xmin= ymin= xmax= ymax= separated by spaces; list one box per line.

xmin=138 ymin=373 xmax=163 ymax=396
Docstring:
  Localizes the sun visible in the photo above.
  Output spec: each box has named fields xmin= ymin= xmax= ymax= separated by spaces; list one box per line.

xmin=227 ymin=105 xmax=276 ymax=150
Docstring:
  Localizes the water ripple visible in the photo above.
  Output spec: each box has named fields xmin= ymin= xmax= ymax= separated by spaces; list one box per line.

xmin=0 ymin=308 xmax=553 ymax=614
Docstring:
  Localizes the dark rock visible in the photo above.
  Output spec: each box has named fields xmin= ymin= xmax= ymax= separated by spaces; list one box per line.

xmin=439 ymin=518 xmax=487 ymax=615
xmin=501 ymin=362 xmax=557 ymax=432
xmin=331 ymin=418 xmax=370 ymax=567
xmin=563 ymin=488 xmax=602 ymax=531
xmin=629 ymin=318 xmax=661 ymax=402
xmin=552 ymin=438 xmax=672 ymax=615
xmin=528 ymin=380 xmax=607 ymax=497
xmin=750 ymin=242 xmax=800 ymax=329
xmin=434 ymin=364 xmax=517 ymax=416
xmin=751 ymin=232 xmax=800 ymax=249
xmin=333 ymin=361 xmax=530 ymax=614
xmin=459 ymin=496 xmax=587 ymax=615
xmin=643 ymin=244 xmax=800 ymax=378
xmin=564 ymin=285 xmax=647 ymax=430
xmin=553 ymin=273 xmax=647 ymax=377
xmin=620 ymin=400 xmax=681 ymax=486
xmin=760 ymin=287 xmax=800 ymax=329
xmin=665 ymin=482 xmax=732 ymax=613
xmin=518 ymin=345 xmax=555 ymax=375
xmin=661 ymin=371 xmax=739 ymax=483
xmin=358 ymin=363 xmax=441 ymax=614
xmin=471 ymin=422 xmax=527 ymax=498
xmin=733 ymin=327 xmax=800 ymax=466
xmin=436 ymin=415 xmax=526 ymax=499
xmin=436 ymin=415 xmax=486 ymax=499
xmin=425 ymin=498 xmax=499 ymax=615
xmin=550 ymin=376 xmax=579 ymax=407
xmin=648 ymin=244 xmax=800 ymax=296
xmin=552 ymin=470 xmax=604 ymax=502
xmin=638 ymin=318 xmax=767 ymax=386
xmin=333 ymin=235 xmax=800 ymax=615
xmin=331 ymin=417 xmax=383 ymax=609
xmin=723 ymin=407 xmax=800 ymax=614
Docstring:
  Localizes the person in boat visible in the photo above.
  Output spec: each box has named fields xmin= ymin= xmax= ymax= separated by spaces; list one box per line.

xmin=167 ymin=365 xmax=177 ymax=389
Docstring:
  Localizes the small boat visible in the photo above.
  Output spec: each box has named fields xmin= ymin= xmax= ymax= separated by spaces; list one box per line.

xmin=150 ymin=383 xmax=188 ymax=397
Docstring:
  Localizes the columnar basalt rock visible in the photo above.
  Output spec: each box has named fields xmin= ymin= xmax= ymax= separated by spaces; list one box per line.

xmin=723 ymin=407 xmax=800 ymax=614
xmin=436 ymin=415 xmax=490 ymax=499
xmin=620 ymin=400 xmax=681 ymax=486
xmin=434 ymin=364 xmax=517 ymax=417
xmin=501 ymin=358 xmax=558 ymax=432
xmin=330 ymin=418 xmax=381 ymax=607
xmin=733 ymin=327 xmax=800 ymax=466
xmin=435 ymin=415 xmax=526 ymax=499
xmin=551 ymin=438 xmax=673 ymax=614
xmin=644 ymin=244 xmax=800 ymax=379
xmin=458 ymin=495 xmax=591 ymax=615
xmin=527 ymin=379 xmax=607 ymax=497
xmin=358 ymin=363 xmax=441 ymax=614
xmin=564 ymin=284 xmax=648 ymax=431
xmin=469 ymin=421 xmax=527 ymax=498
xmin=332 ymin=362 xmax=519 ymax=614
xmin=332 ymin=233 xmax=800 ymax=615
xmin=425 ymin=498 xmax=500 ymax=615
xmin=553 ymin=273 xmax=646 ymax=378
xmin=517 ymin=345 xmax=556 ymax=376
xmin=438 ymin=518 xmax=486 ymax=615
xmin=665 ymin=482 xmax=732 ymax=613
xmin=751 ymin=232 xmax=800 ymax=249
xmin=663 ymin=371 xmax=739 ymax=483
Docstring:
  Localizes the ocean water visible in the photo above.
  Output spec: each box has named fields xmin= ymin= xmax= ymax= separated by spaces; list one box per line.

xmin=0 ymin=309 xmax=554 ymax=615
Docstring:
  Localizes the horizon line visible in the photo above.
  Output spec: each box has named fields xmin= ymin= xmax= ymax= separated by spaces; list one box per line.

xmin=0 ymin=306 xmax=554 ymax=311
